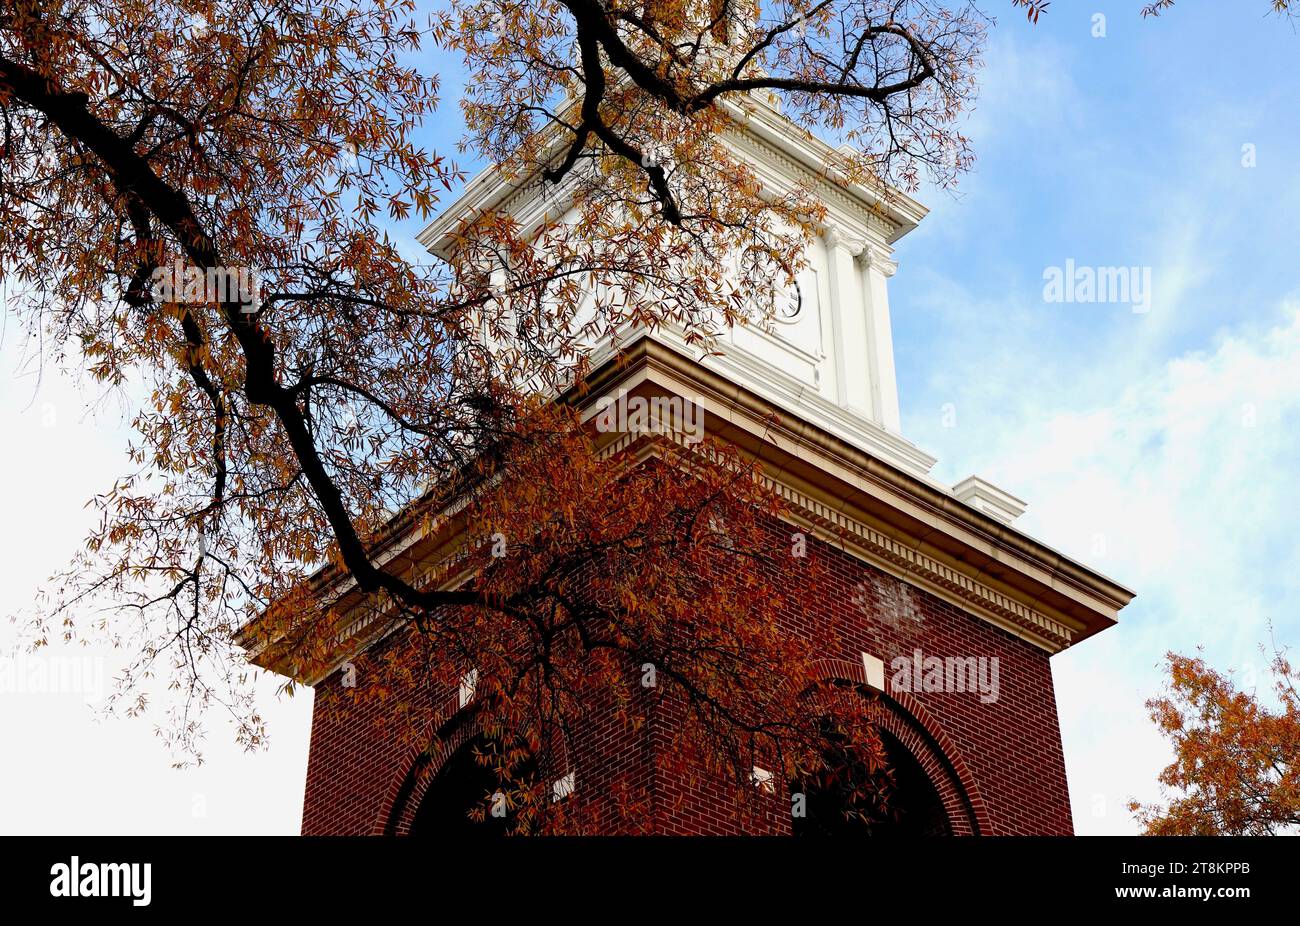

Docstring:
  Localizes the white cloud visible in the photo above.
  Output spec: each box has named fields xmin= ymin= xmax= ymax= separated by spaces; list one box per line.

xmin=911 ymin=299 xmax=1300 ymax=833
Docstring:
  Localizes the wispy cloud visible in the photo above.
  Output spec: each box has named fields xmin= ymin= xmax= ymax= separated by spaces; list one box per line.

xmin=903 ymin=281 xmax=1300 ymax=831
xmin=884 ymin=19 xmax=1300 ymax=831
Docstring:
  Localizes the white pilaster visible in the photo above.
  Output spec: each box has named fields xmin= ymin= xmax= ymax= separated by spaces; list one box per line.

xmin=860 ymin=243 xmax=902 ymax=433
xmin=824 ymin=225 xmax=872 ymax=417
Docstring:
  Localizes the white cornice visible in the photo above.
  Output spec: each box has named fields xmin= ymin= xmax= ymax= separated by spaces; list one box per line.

xmin=240 ymin=339 xmax=1134 ymax=683
xmin=416 ymin=98 xmax=928 ymax=260
xmin=724 ymin=99 xmax=927 ymax=241
xmin=598 ymin=429 xmax=1075 ymax=652
xmin=585 ymin=323 xmax=939 ymax=478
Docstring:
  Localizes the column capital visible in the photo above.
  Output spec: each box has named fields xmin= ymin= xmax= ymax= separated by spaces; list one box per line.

xmin=860 ymin=242 xmax=898 ymax=278
xmin=823 ymin=223 xmax=865 ymax=257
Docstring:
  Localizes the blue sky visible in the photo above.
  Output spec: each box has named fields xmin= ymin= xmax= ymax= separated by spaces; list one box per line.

xmin=1 ymin=5 xmax=1296 ymax=834
xmin=891 ymin=8 xmax=1300 ymax=833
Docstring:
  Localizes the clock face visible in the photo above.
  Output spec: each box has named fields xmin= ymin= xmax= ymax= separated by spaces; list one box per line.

xmin=775 ymin=270 xmax=815 ymax=323
xmin=777 ymin=278 xmax=802 ymax=320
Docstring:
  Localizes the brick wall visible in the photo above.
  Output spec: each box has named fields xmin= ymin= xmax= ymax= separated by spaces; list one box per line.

xmin=299 ymin=525 xmax=1074 ymax=836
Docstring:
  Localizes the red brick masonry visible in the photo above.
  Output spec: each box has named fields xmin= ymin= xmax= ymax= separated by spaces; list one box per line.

xmin=299 ymin=526 xmax=1072 ymax=836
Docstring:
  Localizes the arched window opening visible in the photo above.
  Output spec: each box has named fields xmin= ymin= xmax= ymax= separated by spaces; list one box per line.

xmin=409 ymin=735 xmax=538 ymax=837
xmin=791 ymin=729 xmax=952 ymax=836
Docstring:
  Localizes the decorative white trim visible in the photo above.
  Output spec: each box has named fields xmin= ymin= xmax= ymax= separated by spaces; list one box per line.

xmin=252 ymin=413 xmax=1090 ymax=689
xmin=723 ymin=102 xmax=927 ymax=241
xmin=860 ymin=242 xmax=899 ymax=278
xmin=417 ymin=95 xmax=928 ymax=261
xmin=595 ymin=429 xmax=1075 ymax=652
xmin=582 ymin=324 xmax=938 ymax=478
xmin=823 ymin=223 xmax=865 ymax=256
xmin=765 ymin=475 xmax=1074 ymax=651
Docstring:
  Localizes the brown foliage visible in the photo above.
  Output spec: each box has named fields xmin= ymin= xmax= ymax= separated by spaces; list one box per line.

xmin=0 ymin=0 xmax=1050 ymax=823
xmin=1130 ymin=646 xmax=1300 ymax=835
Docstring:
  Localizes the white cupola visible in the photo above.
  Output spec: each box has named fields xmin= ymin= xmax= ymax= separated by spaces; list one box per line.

xmin=418 ymin=98 xmax=941 ymax=478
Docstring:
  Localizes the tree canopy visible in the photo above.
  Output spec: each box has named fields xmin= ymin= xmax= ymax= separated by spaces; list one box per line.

xmin=2 ymin=0 xmax=1282 ymax=830
xmin=1131 ymin=647 xmax=1300 ymax=836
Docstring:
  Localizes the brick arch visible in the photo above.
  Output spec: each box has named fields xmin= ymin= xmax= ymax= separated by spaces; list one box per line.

xmin=807 ymin=657 xmax=993 ymax=836
xmin=381 ymin=707 xmax=485 ymax=836
xmin=381 ymin=701 xmax=574 ymax=836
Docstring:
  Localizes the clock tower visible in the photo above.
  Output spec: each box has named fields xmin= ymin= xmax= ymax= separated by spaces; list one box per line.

xmin=243 ymin=97 xmax=1134 ymax=835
